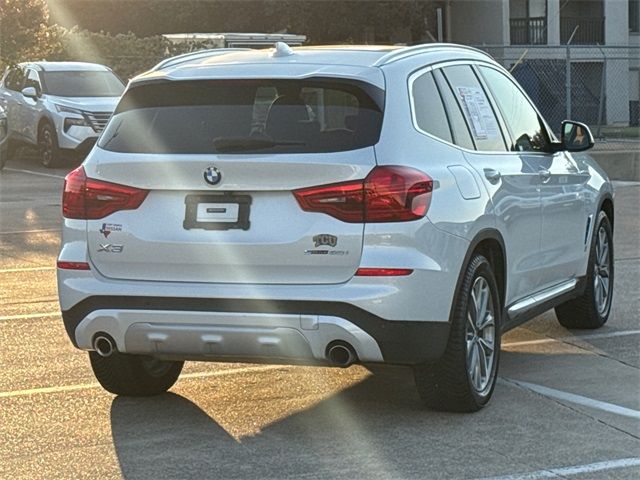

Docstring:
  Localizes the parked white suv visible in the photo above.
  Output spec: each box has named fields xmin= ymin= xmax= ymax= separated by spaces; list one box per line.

xmin=0 ymin=62 xmax=124 ymax=167
xmin=57 ymin=44 xmax=614 ymax=412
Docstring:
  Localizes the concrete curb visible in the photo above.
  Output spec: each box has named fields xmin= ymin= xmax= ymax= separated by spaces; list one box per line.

xmin=591 ymin=151 xmax=640 ymax=181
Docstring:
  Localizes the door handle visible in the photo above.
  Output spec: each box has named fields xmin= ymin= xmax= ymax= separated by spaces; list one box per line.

xmin=483 ymin=168 xmax=501 ymax=183
xmin=539 ymin=169 xmax=551 ymax=183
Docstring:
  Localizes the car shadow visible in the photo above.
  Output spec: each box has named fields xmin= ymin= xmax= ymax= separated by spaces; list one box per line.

xmin=109 ymin=366 xmax=479 ymax=480
xmin=109 ymin=340 xmax=637 ymax=480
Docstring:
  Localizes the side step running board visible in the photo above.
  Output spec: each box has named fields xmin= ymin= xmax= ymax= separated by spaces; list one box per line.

xmin=507 ymin=279 xmax=578 ymax=323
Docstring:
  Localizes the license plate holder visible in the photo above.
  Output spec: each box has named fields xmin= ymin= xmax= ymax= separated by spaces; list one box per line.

xmin=183 ymin=194 xmax=252 ymax=231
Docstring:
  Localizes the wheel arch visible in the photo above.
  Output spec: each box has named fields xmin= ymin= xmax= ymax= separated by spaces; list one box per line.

xmin=37 ymin=115 xmax=55 ymax=138
xmin=36 ymin=115 xmax=60 ymax=143
xmin=449 ymin=229 xmax=507 ymax=323
xmin=599 ymin=194 xmax=614 ymax=231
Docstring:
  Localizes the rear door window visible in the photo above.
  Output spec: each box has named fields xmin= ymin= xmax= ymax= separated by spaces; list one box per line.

xmin=433 ymin=69 xmax=475 ymax=150
xmin=441 ymin=65 xmax=507 ymax=152
xmin=410 ymin=71 xmax=453 ymax=143
xmin=4 ymin=67 xmax=25 ymax=91
xmin=99 ymin=79 xmax=384 ymax=154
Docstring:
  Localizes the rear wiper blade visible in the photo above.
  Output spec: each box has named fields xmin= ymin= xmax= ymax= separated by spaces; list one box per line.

xmin=213 ymin=137 xmax=305 ymax=152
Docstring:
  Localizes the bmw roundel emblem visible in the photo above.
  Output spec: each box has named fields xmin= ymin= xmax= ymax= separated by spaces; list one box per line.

xmin=204 ymin=166 xmax=221 ymax=186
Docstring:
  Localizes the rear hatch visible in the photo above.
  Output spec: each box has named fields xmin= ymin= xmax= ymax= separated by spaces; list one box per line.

xmin=84 ymin=77 xmax=384 ymax=284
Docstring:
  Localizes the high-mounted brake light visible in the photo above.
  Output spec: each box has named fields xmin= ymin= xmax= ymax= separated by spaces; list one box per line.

xmin=293 ymin=166 xmax=433 ymax=223
xmin=63 ymin=166 xmax=149 ymax=220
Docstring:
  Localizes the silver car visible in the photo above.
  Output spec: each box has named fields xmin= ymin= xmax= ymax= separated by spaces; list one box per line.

xmin=0 ymin=62 xmax=125 ymax=167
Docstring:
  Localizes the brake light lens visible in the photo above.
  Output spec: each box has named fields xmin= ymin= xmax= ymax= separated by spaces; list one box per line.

xmin=62 ymin=166 xmax=149 ymax=219
xmin=293 ymin=180 xmax=365 ymax=222
xmin=293 ymin=166 xmax=433 ymax=223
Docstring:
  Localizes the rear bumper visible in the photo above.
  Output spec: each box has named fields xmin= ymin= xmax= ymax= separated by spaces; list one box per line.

xmin=62 ymin=296 xmax=450 ymax=365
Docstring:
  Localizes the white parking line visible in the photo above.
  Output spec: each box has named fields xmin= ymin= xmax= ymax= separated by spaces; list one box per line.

xmin=3 ymin=167 xmax=65 ymax=179
xmin=0 ymin=266 xmax=56 ymax=273
xmin=503 ymin=378 xmax=640 ymax=420
xmin=0 ymin=311 xmax=59 ymax=321
xmin=0 ymin=365 xmax=285 ymax=399
xmin=502 ymin=329 xmax=640 ymax=348
xmin=477 ymin=457 xmax=640 ymax=480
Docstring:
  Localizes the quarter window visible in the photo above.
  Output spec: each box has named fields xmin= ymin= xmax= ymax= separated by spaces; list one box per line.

xmin=479 ymin=66 xmax=550 ymax=152
xmin=441 ymin=65 xmax=507 ymax=152
xmin=433 ymin=69 xmax=475 ymax=150
xmin=411 ymin=71 xmax=453 ymax=143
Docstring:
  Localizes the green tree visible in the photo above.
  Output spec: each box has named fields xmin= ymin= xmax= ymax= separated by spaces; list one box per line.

xmin=0 ymin=0 xmax=62 ymax=67
xmin=47 ymin=0 xmax=437 ymax=44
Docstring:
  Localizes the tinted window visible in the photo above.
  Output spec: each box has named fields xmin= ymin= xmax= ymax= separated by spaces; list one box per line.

xmin=99 ymin=79 xmax=384 ymax=154
xmin=43 ymin=71 xmax=124 ymax=97
xmin=441 ymin=65 xmax=507 ymax=152
xmin=411 ymin=71 xmax=452 ymax=143
xmin=479 ymin=66 xmax=550 ymax=152
xmin=4 ymin=67 xmax=24 ymax=91
xmin=24 ymin=69 xmax=42 ymax=94
xmin=433 ymin=69 xmax=475 ymax=150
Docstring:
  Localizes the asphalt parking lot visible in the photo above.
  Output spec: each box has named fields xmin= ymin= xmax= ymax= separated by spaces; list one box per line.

xmin=1 ymin=154 xmax=639 ymax=480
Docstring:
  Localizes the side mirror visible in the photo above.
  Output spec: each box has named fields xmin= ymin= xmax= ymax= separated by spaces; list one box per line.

xmin=21 ymin=86 xmax=39 ymax=99
xmin=561 ymin=120 xmax=594 ymax=152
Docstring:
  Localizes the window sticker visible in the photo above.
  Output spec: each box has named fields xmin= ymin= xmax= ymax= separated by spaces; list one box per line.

xmin=456 ymin=86 xmax=500 ymax=140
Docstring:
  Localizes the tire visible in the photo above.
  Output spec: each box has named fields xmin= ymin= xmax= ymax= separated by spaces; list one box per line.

xmin=414 ymin=254 xmax=501 ymax=412
xmin=89 ymin=351 xmax=184 ymax=396
xmin=38 ymin=122 xmax=63 ymax=168
xmin=555 ymin=210 xmax=613 ymax=329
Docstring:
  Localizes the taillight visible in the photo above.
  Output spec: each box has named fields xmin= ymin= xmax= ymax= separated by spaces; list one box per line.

xmin=293 ymin=180 xmax=364 ymax=222
xmin=293 ymin=166 xmax=432 ymax=223
xmin=62 ymin=166 xmax=149 ymax=220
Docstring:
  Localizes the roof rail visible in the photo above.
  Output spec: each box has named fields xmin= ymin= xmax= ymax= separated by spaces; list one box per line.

xmin=152 ymin=48 xmax=252 ymax=71
xmin=373 ymin=43 xmax=492 ymax=66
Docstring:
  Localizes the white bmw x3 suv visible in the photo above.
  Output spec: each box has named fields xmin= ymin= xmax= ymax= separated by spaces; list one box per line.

xmin=57 ymin=43 xmax=614 ymax=412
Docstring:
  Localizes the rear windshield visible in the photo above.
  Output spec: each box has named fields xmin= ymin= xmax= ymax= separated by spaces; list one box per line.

xmin=98 ymin=79 xmax=384 ymax=154
xmin=43 ymin=71 xmax=125 ymax=97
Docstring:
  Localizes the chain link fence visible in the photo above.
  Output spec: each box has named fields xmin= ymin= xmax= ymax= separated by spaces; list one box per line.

xmin=474 ymin=45 xmax=640 ymax=151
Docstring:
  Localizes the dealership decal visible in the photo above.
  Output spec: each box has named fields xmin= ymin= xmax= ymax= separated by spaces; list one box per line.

xmin=99 ymin=223 xmax=122 ymax=238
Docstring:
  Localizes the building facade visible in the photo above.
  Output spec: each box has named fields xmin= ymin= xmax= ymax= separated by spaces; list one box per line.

xmin=443 ymin=0 xmax=640 ymax=127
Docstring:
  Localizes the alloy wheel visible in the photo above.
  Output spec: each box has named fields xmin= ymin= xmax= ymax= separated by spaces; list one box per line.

xmin=465 ymin=276 xmax=496 ymax=393
xmin=40 ymin=128 xmax=54 ymax=165
xmin=594 ymin=225 xmax=612 ymax=314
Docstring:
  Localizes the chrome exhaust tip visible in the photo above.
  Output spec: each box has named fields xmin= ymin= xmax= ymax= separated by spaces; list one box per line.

xmin=327 ymin=342 xmax=357 ymax=368
xmin=93 ymin=334 xmax=115 ymax=357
